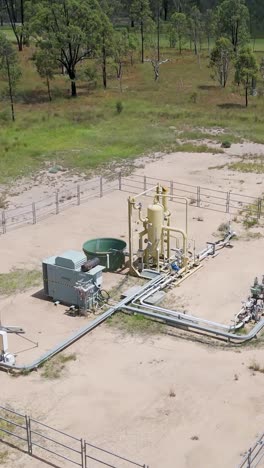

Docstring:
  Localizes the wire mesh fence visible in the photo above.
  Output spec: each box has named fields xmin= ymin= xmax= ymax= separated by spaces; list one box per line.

xmin=238 ymin=432 xmax=264 ymax=468
xmin=0 ymin=406 xmax=149 ymax=468
xmin=0 ymin=173 xmax=263 ymax=235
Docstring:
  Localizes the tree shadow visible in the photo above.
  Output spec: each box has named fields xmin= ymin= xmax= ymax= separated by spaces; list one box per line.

xmin=16 ymin=89 xmax=50 ymax=104
xmin=198 ymin=84 xmax=218 ymax=91
xmin=217 ymin=103 xmax=245 ymax=109
xmin=0 ymin=439 xmax=61 ymax=468
xmin=16 ymin=87 xmax=67 ymax=105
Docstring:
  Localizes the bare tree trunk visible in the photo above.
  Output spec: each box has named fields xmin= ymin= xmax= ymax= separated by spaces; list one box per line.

xmin=102 ymin=44 xmax=107 ymax=89
xmin=0 ymin=0 xmax=4 ymax=26
xmin=194 ymin=35 xmax=197 ymax=55
xmin=141 ymin=21 xmax=144 ymax=63
xmin=71 ymin=80 xmax=77 ymax=97
xmin=157 ymin=1 xmax=160 ymax=62
xmin=68 ymin=70 xmax=77 ymax=97
xmin=4 ymin=0 xmax=24 ymax=51
xmin=163 ymin=0 xmax=168 ymax=20
xmin=47 ymin=76 xmax=52 ymax=101
xmin=245 ymin=85 xmax=248 ymax=107
xmin=154 ymin=64 xmax=159 ymax=80
xmin=119 ymin=65 xmax=123 ymax=92
xmin=6 ymin=55 xmax=15 ymax=121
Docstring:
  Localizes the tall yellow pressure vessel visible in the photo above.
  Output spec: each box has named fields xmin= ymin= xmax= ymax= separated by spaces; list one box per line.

xmin=147 ymin=204 xmax=164 ymax=261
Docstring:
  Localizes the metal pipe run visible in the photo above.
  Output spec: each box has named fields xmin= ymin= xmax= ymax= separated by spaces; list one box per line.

xmin=0 ymin=276 xmax=163 ymax=371
xmin=122 ymin=306 xmax=264 ymax=343
xmin=125 ymin=304 xmax=244 ymax=332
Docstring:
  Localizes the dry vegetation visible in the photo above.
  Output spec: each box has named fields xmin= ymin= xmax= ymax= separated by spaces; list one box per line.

xmin=40 ymin=353 xmax=77 ymax=379
xmin=0 ymin=37 xmax=264 ymax=184
xmin=0 ymin=269 xmax=42 ymax=295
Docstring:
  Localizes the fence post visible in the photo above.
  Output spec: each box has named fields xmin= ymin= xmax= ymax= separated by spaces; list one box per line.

xmin=77 ymin=185 xmax=81 ymax=206
xmin=170 ymin=181 xmax=173 ymax=201
xmin=55 ymin=191 xmax=59 ymax=214
xmin=197 ymin=186 xmax=201 ymax=207
xmin=2 ymin=210 xmax=6 ymax=234
xmin=143 ymin=175 xmax=147 ymax=193
xmin=118 ymin=172 xmax=122 ymax=190
xmin=226 ymin=191 xmax=230 ymax=213
xmin=25 ymin=415 xmax=32 ymax=456
xmin=100 ymin=177 xmax=103 ymax=198
xmin=257 ymin=198 xmax=262 ymax=219
xmin=83 ymin=440 xmax=87 ymax=468
xmin=32 ymin=203 xmax=36 ymax=225
xmin=248 ymin=447 xmax=252 ymax=467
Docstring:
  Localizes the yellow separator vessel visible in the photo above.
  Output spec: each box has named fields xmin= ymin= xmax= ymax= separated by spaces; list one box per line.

xmin=128 ymin=184 xmax=190 ymax=277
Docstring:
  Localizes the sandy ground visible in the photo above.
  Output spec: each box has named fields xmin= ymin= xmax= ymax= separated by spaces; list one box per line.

xmin=1 ymin=146 xmax=264 ymax=468
xmin=1 ymin=139 xmax=264 ymax=211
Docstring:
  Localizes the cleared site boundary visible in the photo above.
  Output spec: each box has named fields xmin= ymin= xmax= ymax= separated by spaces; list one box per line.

xmin=0 ymin=405 xmax=149 ymax=468
xmin=0 ymin=173 xmax=263 ymax=234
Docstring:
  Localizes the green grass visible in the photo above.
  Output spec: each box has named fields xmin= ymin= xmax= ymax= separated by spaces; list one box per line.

xmin=0 ymin=25 xmax=15 ymax=41
xmin=0 ymin=270 xmax=42 ymax=295
xmin=1 ymin=43 xmax=264 ymax=183
xmin=243 ymin=217 xmax=259 ymax=229
xmin=108 ymin=311 xmax=162 ymax=335
xmin=229 ymin=158 xmax=264 ymax=174
xmin=40 ymin=353 xmax=77 ymax=379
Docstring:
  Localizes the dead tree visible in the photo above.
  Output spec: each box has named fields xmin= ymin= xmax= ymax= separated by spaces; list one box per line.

xmin=145 ymin=58 xmax=169 ymax=81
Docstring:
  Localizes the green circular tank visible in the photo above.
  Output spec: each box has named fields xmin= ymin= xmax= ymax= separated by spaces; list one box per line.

xmin=82 ymin=238 xmax=127 ymax=272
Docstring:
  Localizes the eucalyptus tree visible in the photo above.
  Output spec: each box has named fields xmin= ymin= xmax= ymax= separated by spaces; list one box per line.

xmin=0 ymin=32 xmax=21 ymax=120
xmin=235 ymin=47 xmax=258 ymax=107
xmin=170 ymin=12 xmax=187 ymax=54
xmin=210 ymin=37 xmax=233 ymax=87
xmin=216 ymin=0 xmax=250 ymax=52
xmin=188 ymin=5 xmax=202 ymax=55
xmin=4 ymin=0 xmax=26 ymax=51
xmin=29 ymin=0 xmax=104 ymax=97
xmin=130 ymin=0 xmax=152 ymax=63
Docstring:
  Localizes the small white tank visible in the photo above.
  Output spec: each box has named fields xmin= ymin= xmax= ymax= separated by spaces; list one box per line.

xmin=0 ymin=331 xmax=16 ymax=366
xmin=147 ymin=204 xmax=164 ymax=260
xmin=0 ymin=331 xmax=8 ymax=354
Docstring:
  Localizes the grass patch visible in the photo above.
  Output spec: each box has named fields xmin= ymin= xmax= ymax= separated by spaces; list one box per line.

xmin=0 ymin=408 xmax=25 ymax=457
xmin=107 ymin=311 xmax=162 ymax=335
xmin=0 ymin=194 xmax=7 ymax=209
xmin=229 ymin=159 xmax=264 ymax=174
xmin=0 ymin=450 xmax=8 ymax=464
xmin=1 ymin=47 xmax=264 ymax=183
xmin=243 ymin=217 xmax=259 ymax=229
xmin=235 ymin=326 xmax=248 ymax=335
xmin=175 ymin=142 xmax=224 ymax=153
xmin=248 ymin=360 xmax=264 ymax=373
xmin=0 ymin=269 xmax=42 ymax=295
xmin=40 ymin=353 xmax=77 ymax=379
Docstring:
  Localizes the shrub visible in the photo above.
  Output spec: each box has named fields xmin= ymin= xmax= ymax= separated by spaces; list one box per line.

xmin=221 ymin=140 xmax=231 ymax=148
xmin=189 ymin=92 xmax=198 ymax=104
xmin=0 ymin=110 xmax=10 ymax=122
xmin=218 ymin=222 xmax=229 ymax=232
xmin=82 ymin=64 xmax=98 ymax=90
xmin=116 ymin=100 xmax=123 ymax=114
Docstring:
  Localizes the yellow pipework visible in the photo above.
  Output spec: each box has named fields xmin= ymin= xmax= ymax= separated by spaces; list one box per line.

xmin=162 ymin=225 xmax=188 ymax=268
xmin=128 ymin=184 xmax=190 ymax=275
